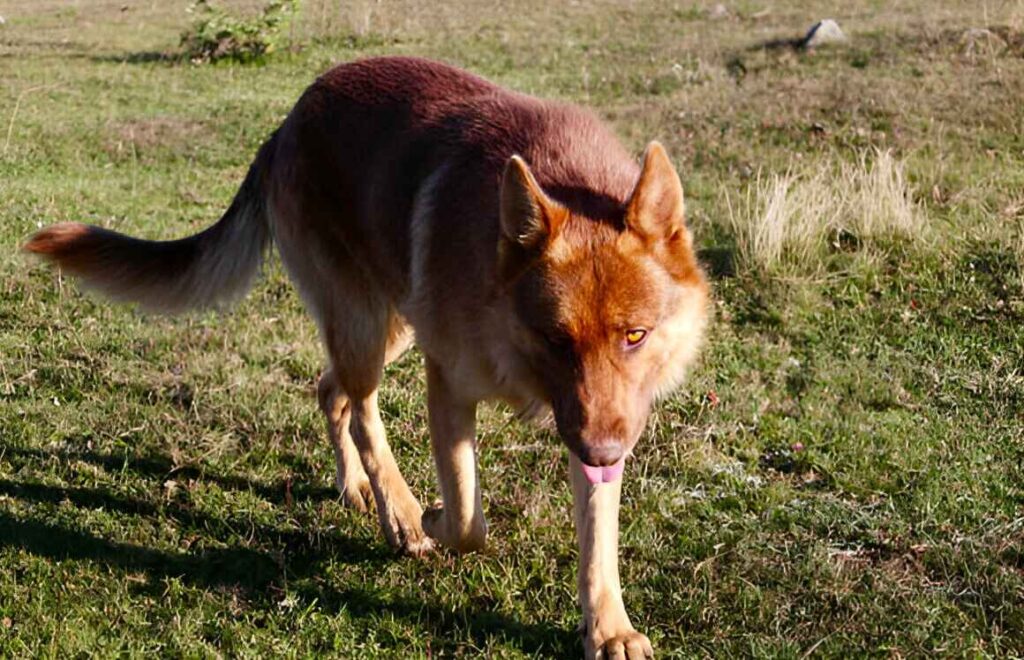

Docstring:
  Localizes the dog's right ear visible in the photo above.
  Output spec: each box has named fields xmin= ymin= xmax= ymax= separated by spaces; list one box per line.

xmin=500 ymin=156 xmax=566 ymax=245
xmin=498 ymin=156 xmax=567 ymax=280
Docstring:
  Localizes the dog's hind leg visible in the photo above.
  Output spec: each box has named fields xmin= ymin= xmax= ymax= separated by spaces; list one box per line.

xmin=316 ymin=314 xmax=415 ymax=513
xmin=317 ymin=370 xmax=373 ymax=511
xmin=421 ymin=358 xmax=487 ymax=552
xmin=569 ymin=453 xmax=653 ymax=660
xmin=274 ymin=222 xmax=428 ymax=554
xmin=322 ymin=303 xmax=432 ymax=556
xmin=347 ymin=383 xmax=433 ymax=556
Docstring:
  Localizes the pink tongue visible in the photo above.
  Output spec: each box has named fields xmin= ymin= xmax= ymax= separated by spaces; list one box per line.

xmin=580 ymin=457 xmax=626 ymax=485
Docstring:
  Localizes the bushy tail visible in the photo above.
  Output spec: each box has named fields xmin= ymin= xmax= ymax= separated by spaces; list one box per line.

xmin=24 ymin=135 xmax=277 ymax=314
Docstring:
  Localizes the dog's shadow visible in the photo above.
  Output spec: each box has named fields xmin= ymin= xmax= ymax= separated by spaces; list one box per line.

xmin=0 ymin=447 xmax=575 ymax=655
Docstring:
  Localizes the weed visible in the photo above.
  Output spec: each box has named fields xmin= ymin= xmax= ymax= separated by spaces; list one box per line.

xmin=181 ymin=0 xmax=299 ymax=64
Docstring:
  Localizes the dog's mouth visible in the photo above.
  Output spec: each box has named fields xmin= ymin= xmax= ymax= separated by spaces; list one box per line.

xmin=578 ymin=456 xmax=626 ymax=485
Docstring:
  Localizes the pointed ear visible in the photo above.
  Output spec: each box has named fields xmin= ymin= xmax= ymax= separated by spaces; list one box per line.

xmin=500 ymin=155 xmax=567 ymax=248
xmin=625 ymin=141 xmax=686 ymax=241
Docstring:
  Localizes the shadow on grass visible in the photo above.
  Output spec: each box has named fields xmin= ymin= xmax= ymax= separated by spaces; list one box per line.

xmin=0 ymin=510 xmax=283 ymax=590
xmin=0 ymin=452 xmax=577 ymax=655
xmin=698 ymin=246 xmax=736 ymax=278
xmin=2 ymin=446 xmax=336 ymax=504
xmin=89 ymin=51 xmax=180 ymax=65
xmin=0 ymin=36 xmax=180 ymax=65
xmin=0 ymin=478 xmax=380 ymax=565
xmin=303 ymin=582 xmax=577 ymax=655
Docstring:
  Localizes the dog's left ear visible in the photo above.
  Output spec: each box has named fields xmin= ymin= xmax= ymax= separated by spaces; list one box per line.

xmin=625 ymin=141 xmax=686 ymax=241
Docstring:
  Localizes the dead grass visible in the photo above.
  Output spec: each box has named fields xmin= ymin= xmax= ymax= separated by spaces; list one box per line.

xmin=1017 ymin=222 xmax=1024 ymax=288
xmin=103 ymin=117 xmax=209 ymax=156
xmin=724 ymin=168 xmax=837 ymax=275
xmin=723 ymin=149 xmax=924 ymax=275
xmin=846 ymin=150 xmax=924 ymax=240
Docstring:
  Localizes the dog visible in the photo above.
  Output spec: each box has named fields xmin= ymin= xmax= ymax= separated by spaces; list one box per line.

xmin=25 ymin=56 xmax=709 ymax=659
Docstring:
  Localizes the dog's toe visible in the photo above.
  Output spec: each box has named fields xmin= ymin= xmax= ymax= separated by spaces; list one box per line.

xmin=392 ymin=514 xmax=435 ymax=557
xmin=379 ymin=498 xmax=435 ymax=557
xmin=337 ymin=476 xmax=374 ymax=512
xmin=400 ymin=533 xmax=436 ymax=558
xmin=593 ymin=631 xmax=653 ymax=660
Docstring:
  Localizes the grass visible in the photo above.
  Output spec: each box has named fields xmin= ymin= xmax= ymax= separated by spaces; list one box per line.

xmin=724 ymin=150 xmax=924 ymax=275
xmin=2 ymin=0 xmax=1023 ymax=656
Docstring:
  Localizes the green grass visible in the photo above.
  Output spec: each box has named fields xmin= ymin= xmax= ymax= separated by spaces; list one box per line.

xmin=2 ymin=0 xmax=1023 ymax=656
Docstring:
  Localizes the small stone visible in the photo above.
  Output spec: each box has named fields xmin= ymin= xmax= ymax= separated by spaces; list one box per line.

xmin=803 ymin=19 xmax=847 ymax=49
xmin=960 ymin=28 xmax=1007 ymax=58
xmin=707 ymin=4 xmax=730 ymax=20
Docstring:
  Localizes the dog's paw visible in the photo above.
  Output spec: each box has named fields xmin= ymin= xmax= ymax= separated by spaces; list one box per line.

xmin=422 ymin=504 xmax=487 ymax=553
xmin=379 ymin=498 xmax=435 ymax=558
xmin=336 ymin=475 xmax=374 ymax=512
xmin=587 ymin=629 xmax=653 ymax=660
xmin=398 ymin=530 xmax=435 ymax=557
xmin=384 ymin=518 xmax=436 ymax=557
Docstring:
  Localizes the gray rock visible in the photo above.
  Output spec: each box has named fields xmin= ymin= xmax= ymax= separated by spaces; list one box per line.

xmin=960 ymin=28 xmax=1007 ymax=58
xmin=707 ymin=4 xmax=730 ymax=20
xmin=803 ymin=19 xmax=846 ymax=48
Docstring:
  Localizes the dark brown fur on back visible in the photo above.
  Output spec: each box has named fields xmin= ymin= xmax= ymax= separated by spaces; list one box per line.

xmin=277 ymin=57 xmax=643 ymax=301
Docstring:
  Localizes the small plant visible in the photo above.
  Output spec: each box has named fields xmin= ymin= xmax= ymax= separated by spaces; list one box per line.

xmin=181 ymin=0 xmax=298 ymax=64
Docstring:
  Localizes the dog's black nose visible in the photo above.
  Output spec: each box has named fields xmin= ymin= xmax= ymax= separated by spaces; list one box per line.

xmin=580 ymin=442 xmax=624 ymax=467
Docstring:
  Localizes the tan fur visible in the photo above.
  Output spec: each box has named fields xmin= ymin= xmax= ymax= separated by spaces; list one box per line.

xmin=317 ymin=369 xmax=373 ymax=511
xmin=570 ymin=454 xmax=653 ymax=659
xmin=24 ymin=57 xmax=709 ymax=658
xmin=24 ymin=141 xmax=273 ymax=313
xmin=421 ymin=358 xmax=487 ymax=552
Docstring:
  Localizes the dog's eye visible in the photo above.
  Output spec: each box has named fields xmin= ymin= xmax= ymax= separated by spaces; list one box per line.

xmin=624 ymin=328 xmax=648 ymax=347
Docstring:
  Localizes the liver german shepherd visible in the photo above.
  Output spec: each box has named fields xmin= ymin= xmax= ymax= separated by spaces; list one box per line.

xmin=26 ymin=57 xmax=708 ymax=658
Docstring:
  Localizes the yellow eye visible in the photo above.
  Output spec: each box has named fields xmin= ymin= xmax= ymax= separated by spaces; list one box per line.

xmin=625 ymin=328 xmax=647 ymax=347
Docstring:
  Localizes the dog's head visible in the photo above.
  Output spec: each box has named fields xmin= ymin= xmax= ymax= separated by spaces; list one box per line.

xmin=499 ymin=142 xmax=709 ymax=483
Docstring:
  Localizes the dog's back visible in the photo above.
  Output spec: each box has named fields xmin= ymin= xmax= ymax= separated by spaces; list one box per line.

xmin=272 ymin=57 xmax=640 ymax=304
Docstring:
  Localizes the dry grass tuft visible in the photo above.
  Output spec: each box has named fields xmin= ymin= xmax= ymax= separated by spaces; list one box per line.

xmin=723 ymin=168 xmax=837 ymax=275
xmin=1016 ymin=223 xmax=1024 ymax=288
xmin=846 ymin=150 xmax=924 ymax=240
xmin=723 ymin=150 xmax=924 ymax=275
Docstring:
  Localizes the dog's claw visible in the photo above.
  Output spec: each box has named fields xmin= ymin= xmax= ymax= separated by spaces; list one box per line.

xmin=376 ymin=496 xmax=435 ymax=557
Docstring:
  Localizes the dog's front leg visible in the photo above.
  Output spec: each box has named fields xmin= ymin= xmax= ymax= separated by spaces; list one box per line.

xmin=570 ymin=453 xmax=653 ymax=659
xmin=421 ymin=358 xmax=487 ymax=552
